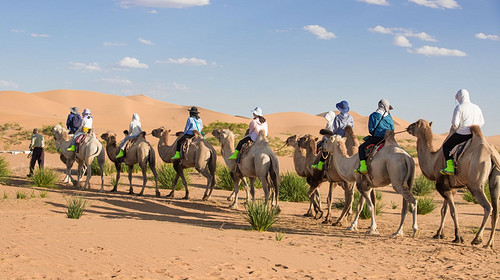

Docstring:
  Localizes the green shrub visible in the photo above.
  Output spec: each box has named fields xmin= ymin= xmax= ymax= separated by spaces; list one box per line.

xmin=390 ymin=200 xmax=398 ymax=209
xmin=30 ymin=191 xmax=36 ymax=198
xmin=463 ymin=186 xmax=491 ymax=204
xmin=16 ymin=191 xmax=27 ymax=199
xmin=412 ymin=175 xmax=435 ymax=196
xmin=203 ymin=121 xmax=248 ymax=139
xmin=0 ymin=156 xmax=11 ymax=184
xmin=279 ymin=171 xmax=308 ymax=202
xmin=65 ymin=196 xmax=88 ymax=219
xmin=39 ymin=190 xmax=47 ymax=198
xmin=90 ymin=158 xmax=116 ymax=176
xmin=415 ymin=196 xmax=436 ymax=215
xmin=3 ymin=192 xmax=7 ymax=199
xmin=30 ymin=168 xmax=58 ymax=188
xmin=215 ymin=164 xmax=261 ymax=191
xmin=44 ymin=139 xmax=59 ymax=154
xmin=244 ymin=200 xmax=280 ymax=231
xmin=157 ymin=164 xmax=190 ymax=190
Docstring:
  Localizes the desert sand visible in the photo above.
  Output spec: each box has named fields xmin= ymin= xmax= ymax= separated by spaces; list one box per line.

xmin=1 ymin=90 xmax=499 ymax=279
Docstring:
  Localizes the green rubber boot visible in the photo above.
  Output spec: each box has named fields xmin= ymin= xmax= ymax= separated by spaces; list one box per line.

xmin=116 ymin=149 xmax=124 ymax=159
xmin=440 ymin=159 xmax=455 ymax=175
xmin=354 ymin=160 xmax=368 ymax=174
xmin=171 ymin=151 xmax=181 ymax=160
xmin=67 ymin=145 xmax=76 ymax=152
xmin=311 ymin=161 xmax=324 ymax=171
xmin=228 ymin=150 xmax=240 ymax=160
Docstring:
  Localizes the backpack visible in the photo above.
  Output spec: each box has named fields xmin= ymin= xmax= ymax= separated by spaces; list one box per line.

xmin=72 ymin=114 xmax=82 ymax=129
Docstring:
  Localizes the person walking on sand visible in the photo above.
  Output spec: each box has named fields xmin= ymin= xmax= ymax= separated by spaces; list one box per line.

xmin=67 ymin=108 xmax=93 ymax=151
xmin=228 ymin=107 xmax=268 ymax=160
xmin=440 ymin=89 xmax=484 ymax=175
xmin=28 ymin=128 xmax=45 ymax=177
xmin=354 ymin=99 xmax=394 ymax=174
xmin=312 ymin=100 xmax=354 ymax=171
xmin=116 ymin=113 xmax=142 ymax=159
xmin=66 ymin=107 xmax=82 ymax=135
xmin=171 ymin=107 xmax=203 ymax=160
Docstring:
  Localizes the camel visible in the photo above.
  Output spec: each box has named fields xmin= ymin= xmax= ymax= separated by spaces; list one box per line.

xmin=323 ymin=131 xmax=418 ymax=237
xmin=211 ymin=129 xmax=280 ymax=209
xmin=407 ymin=119 xmax=500 ymax=247
xmin=52 ymin=124 xmax=105 ymax=191
xmin=100 ymin=132 xmax=159 ymax=197
xmin=151 ymin=127 xmax=216 ymax=200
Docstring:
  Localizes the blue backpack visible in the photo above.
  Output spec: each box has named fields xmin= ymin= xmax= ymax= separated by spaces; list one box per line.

xmin=72 ymin=114 xmax=82 ymax=129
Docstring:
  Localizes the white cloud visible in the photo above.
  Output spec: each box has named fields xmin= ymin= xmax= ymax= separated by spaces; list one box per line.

xmin=31 ymin=33 xmax=50 ymax=38
xmin=11 ymin=29 xmax=25 ymax=33
xmin=138 ymin=38 xmax=154 ymax=45
xmin=69 ymin=62 xmax=102 ymax=72
xmin=97 ymin=77 xmax=132 ymax=85
xmin=303 ymin=25 xmax=336 ymax=40
xmin=356 ymin=0 xmax=389 ymax=6
xmin=369 ymin=25 xmax=436 ymax=42
xmin=149 ymin=9 xmax=159 ymax=14
xmin=409 ymin=0 xmax=460 ymax=9
xmin=0 ymin=80 xmax=19 ymax=89
xmin=103 ymin=42 xmax=127 ymax=47
xmin=393 ymin=35 xmax=412 ymax=47
xmin=172 ymin=82 xmax=188 ymax=91
xmin=409 ymin=45 xmax=467 ymax=57
xmin=158 ymin=57 xmax=209 ymax=66
xmin=119 ymin=57 xmax=149 ymax=68
xmin=119 ymin=0 xmax=209 ymax=8
xmin=475 ymin=33 xmax=500 ymax=41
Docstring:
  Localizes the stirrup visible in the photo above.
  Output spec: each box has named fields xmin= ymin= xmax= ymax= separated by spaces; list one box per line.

xmin=440 ymin=168 xmax=454 ymax=175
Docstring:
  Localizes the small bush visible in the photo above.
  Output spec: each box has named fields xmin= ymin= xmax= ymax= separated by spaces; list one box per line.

xmin=0 ymin=156 xmax=11 ymax=184
xmin=3 ymin=192 xmax=7 ymax=199
xmin=463 ymin=186 xmax=491 ymax=204
xmin=30 ymin=168 xmax=58 ymax=188
xmin=157 ymin=164 xmax=190 ymax=190
xmin=90 ymin=158 xmax=116 ymax=176
xmin=275 ymin=231 xmax=285 ymax=241
xmin=336 ymin=191 xmax=384 ymax=219
xmin=16 ymin=191 xmax=27 ymax=199
xmin=39 ymin=190 xmax=47 ymax=198
xmin=244 ymin=200 xmax=280 ymax=231
xmin=390 ymin=200 xmax=398 ymax=209
xmin=416 ymin=196 xmax=436 ymax=215
xmin=65 ymin=196 xmax=89 ymax=219
xmin=215 ymin=164 xmax=261 ymax=191
xmin=412 ymin=175 xmax=435 ymax=196
xmin=279 ymin=172 xmax=308 ymax=202
xmin=30 ymin=191 xmax=36 ymax=198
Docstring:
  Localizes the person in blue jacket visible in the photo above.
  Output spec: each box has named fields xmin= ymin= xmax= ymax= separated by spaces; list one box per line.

xmin=354 ymin=99 xmax=394 ymax=174
xmin=171 ymin=107 xmax=203 ymax=160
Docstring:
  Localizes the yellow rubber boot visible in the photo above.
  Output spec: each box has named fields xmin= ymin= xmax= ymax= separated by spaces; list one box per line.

xmin=354 ymin=160 xmax=368 ymax=174
xmin=311 ymin=161 xmax=324 ymax=171
xmin=171 ymin=151 xmax=181 ymax=160
xmin=440 ymin=159 xmax=455 ymax=175
xmin=228 ymin=150 xmax=240 ymax=160
xmin=67 ymin=145 xmax=76 ymax=151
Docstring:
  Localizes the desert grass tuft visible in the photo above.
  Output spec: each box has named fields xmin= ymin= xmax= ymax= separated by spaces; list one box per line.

xmin=30 ymin=168 xmax=58 ymax=189
xmin=412 ymin=175 xmax=435 ymax=196
xmin=0 ymin=156 xmax=11 ymax=184
xmin=157 ymin=164 xmax=190 ymax=190
xmin=65 ymin=196 xmax=89 ymax=219
xmin=39 ymin=190 xmax=47 ymax=198
xmin=279 ymin=172 xmax=308 ymax=202
xmin=244 ymin=200 xmax=280 ymax=231
xmin=415 ymin=196 xmax=436 ymax=215
xmin=463 ymin=186 xmax=491 ymax=204
xmin=16 ymin=191 xmax=27 ymax=199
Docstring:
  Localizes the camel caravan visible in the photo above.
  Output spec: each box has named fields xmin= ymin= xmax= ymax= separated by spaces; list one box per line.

xmin=50 ymin=90 xmax=500 ymax=248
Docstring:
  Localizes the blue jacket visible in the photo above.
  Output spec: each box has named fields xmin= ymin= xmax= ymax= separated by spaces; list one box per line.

xmin=368 ymin=112 xmax=394 ymax=137
xmin=184 ymin=117 xmax=203 ymax=135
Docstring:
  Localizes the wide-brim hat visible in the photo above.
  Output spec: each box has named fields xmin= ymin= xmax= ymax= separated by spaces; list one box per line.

xmin=336 ymin=101 xmax=350 ymax=113
xmin=70 ymin=107 xmax=79 ymax=114
xmin=188 ymin=106 xmax=199 ymax=114
xmin=251 ymin=107 xmax=263 ymax=117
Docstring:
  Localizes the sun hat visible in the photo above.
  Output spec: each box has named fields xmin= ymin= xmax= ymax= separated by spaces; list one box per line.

xmin=70 ymin=107 xmax=79 ymax=114
xmin=188 ymin=106 xmax=199 ymax=114
xmin=82 ymin=108 xmax=91 ymax=117
xmin=336 ymin=101 xmax=350 ymax=114
xmin=251 ymin=107 xmax=263 ymax=117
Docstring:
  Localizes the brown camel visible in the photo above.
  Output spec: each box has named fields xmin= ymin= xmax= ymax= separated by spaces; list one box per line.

xmin=52 ymin=124 xmax=105 ymax=191
xmin=151 ymin=127 xmax=217 ymax=200
xmin=323 ymin=131 xmax=418 ymax=237
xmin=407 ymin=119 xmax=500 ymax=247
xmin=100 ymin=132 xmax=159 ymax=197
xmin=212 ymin=129 xmax=280 ymax=209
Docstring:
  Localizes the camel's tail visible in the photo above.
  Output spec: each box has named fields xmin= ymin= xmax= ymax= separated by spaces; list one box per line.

xmin=489 ymin=143 xmax=500 ymax=172
xmin=208 ymin=146 xmax=217 ymax=187
xmin=148 ymin=145 xmax=157 ymax=172
xmin=269 ymin=154 xmax=280 ymax=198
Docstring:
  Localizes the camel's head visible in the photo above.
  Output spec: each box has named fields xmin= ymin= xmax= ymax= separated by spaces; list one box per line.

xmin=406 ymin=119 xmax=431 ymax=137
xmin=298 ymin=134 xmax=317 ymax=150
xmin=211 ymin=129 xmax=232 ymax=143
xmin=51 ymin=124 xmax=67 ymax=141
xmin=324 ymin=134 xmax=346 ymax=155
xmin=151 ymin=127 xmax=168 ymax=138
xmin=285 ymin=135 xmax=298 ymax=147
xmin=100 ymin=132 xmax=117 ymax=145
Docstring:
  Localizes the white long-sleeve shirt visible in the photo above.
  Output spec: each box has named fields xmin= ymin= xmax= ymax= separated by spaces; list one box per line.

xmin=452 ymin=89 xmax=484 ymax=135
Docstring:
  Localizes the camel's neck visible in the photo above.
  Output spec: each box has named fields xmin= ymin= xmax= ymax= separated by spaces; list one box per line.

xmin=292 ymin=145 xmax=307 ymax=176
xmin=157 ymin=132 xmax=175 ymax=162
xmin=304 ymin=144 xmax=317 ymax=163
xmin=105 ymin=140 xmax=120 ymax=162
xmin=331 ymin=142 xmax=358 ymax=181
xmin=415 ymin=130 xmax=441 ymax=180
xmin=220 ymin=136 xmax=235 ymax=169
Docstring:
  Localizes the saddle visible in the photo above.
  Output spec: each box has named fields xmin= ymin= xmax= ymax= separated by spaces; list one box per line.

xmin=122 ymin=133 xmax=145 ymax=158
xmin=75 ymin=134 xmax=87 ymax=153
xmin=445 ymin=138 xmax=472 ymax=175
xmin=364 ymin=142 xmax=386 ymax=181
xmin=236 ymin=141 xmax=254 ymax=163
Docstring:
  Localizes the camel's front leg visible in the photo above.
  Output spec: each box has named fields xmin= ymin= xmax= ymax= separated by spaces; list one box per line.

xmin=307 ymin=186 xmax=322 ymax=219
xmin=323 ymin=182 xmax=335 ymax=224
xmin=111 ymin=162 xmax=121 ymax=192
xmin=229 ymin=175 xmax=242 ymax=209
xmin=127 ymin=165 xmax=134 ymax=195
xmin=347 ymin=185 xmax=365 ymax=231
xmin=333 ymin=181 xmax=354 ymax=227
xmin=360 ymin=189 xmax=378 ymax=234
xmin=73 ymin=161 xmax=83 ymax=189
xmin=137 ymin=163 xmax=148 ymax=196
xmin=434 ymin=199 xmax=448 ymax=239
xmin=174 ymin=163 xmax=189 ymax=199
xmin=446 ymin=193 xmax=464 ymax=243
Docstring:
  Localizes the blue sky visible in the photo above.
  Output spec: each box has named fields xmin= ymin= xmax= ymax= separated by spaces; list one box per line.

xmin=1 ymin=0 xmax=499 ymax=135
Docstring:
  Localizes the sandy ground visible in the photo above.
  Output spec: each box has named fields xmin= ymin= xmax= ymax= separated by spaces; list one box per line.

xmin=1 ymin=152 xmax=499 ymax=280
